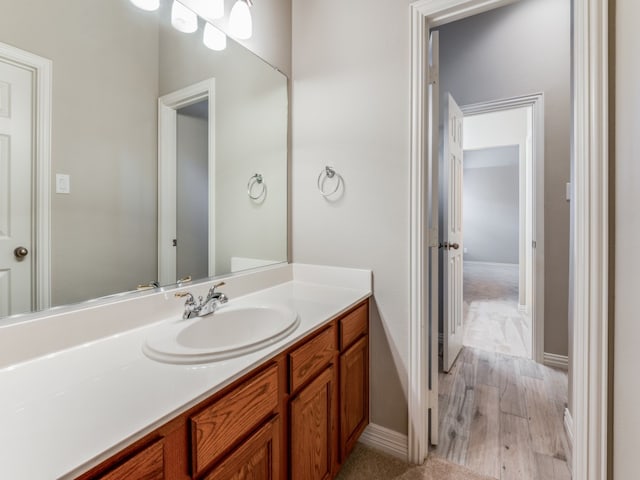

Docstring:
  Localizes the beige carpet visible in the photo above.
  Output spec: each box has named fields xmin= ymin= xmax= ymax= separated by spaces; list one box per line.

xmin=336 ymin=444 xmax=497 ymax=480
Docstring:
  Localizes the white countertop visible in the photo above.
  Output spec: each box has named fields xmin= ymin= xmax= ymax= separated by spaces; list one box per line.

xmin=0 ymin=269 xmax=371 ymax=479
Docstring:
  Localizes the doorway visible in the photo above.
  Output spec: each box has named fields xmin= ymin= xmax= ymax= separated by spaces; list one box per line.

xmin=407 ymin=0 xmax=607 ymax=475
xmin=430 ymin=2 xmax=570 ymax=475
xmin=0 ymin=42 xmax=51 ymax=318
xmin=158 ymin=79 xmax=216 ymax=286
xmin=461 ymin=103 xmax=539 ymax=361
xmin=404 ymin=0 xmax=608 ymax=475
xmin=176 ymin=99 xmax=210 ymax=282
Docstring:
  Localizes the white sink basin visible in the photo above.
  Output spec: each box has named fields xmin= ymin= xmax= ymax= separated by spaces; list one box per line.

xmin=143 ymin=305 xmax=300 ymax=364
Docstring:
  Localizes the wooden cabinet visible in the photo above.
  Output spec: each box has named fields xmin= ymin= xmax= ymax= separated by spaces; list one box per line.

xmin=338 ymin=301 xmax=369 ymax=462
xmin=96 ymin=439 xmax=164 ymax=480
xmin=190 ymin=364 xmax=279 ymax=476
xmin=339 ymin=336 xmax=369 ymax=461
xmin=77 ymin=300 xmax=369 ymax=480
xmin=290 ymin=367 xmax=337 ymax=480
xmin=202 ymin=417 xmax=281 ymax=480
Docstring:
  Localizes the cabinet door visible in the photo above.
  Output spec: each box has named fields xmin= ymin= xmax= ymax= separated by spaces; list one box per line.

xmin=289 ymin=366 xmax=337 ymax=480
xmin=98 ymin=439 xmax=164 ymax=480
xmin=340 ymin=336 xmax=369 ymax=461
xmin=203 ymin=417 xmax=281 ymax=480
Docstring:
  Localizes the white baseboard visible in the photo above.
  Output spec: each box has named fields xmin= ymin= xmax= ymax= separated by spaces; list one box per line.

xmin=564 ymin=407 xmax=574 ymax=457
xmin=543 ymin=352 xmax=569 ymax=370
xmin=358 ymin=423 xmax=408 ymax=461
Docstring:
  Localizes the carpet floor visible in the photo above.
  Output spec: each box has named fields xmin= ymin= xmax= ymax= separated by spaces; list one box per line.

xmin=336 ymin=443 xmax=496 ymax=480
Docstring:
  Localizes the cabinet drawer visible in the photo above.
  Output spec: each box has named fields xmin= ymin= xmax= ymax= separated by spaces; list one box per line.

xmin=190 ymin=364 xmax=279 ymax=476
xmin=339 ymin=302 xmax=368 ymax=351
xmin=98 ymin=439 xmax=164 ymax=480
xmin=289 ymin=325 xmax=337 ymax=393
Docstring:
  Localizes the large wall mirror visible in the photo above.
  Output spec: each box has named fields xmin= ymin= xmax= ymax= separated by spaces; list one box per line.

xmin=0 ymin=0 xmax=288 ymax=319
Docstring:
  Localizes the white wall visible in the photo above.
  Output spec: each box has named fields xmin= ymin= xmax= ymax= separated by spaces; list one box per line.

xmin=463 ymin=147 xmax=519 ymax=264
xmin=436 ymin=0 xmax=571 ymax=356
xmin=292 ymin=0 xmax=411 ymax=434
xmin=614 ymin=0 xmax=640 ymax=477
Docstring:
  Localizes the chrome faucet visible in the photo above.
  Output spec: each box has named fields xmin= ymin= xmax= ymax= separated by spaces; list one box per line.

xmin=199 ymin=282 xmax=229 ymax=316
xmin=175 ymin=281 xmax=228 ymax=320
xmin=175 ymin=291 xmax=200 ymax=320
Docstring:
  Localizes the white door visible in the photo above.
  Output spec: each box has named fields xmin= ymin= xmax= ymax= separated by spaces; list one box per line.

xmin=442 ymin=93 xmax=464 ymax=372
xmin=0 ymin=59 xmax=33 ymax=317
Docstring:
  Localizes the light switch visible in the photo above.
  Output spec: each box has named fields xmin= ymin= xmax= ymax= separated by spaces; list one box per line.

xmin=56 ymin=174 xmax=70 ymax=194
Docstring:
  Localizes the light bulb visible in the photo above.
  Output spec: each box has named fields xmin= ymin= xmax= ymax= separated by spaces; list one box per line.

xmin=130 ymin=0 xmax=160 ymax=11
xmin=204 ymin=23 xmax=227 ymax=51
xmin=229 ymin=0 xmax=252 ymax=40
xmin=171 ymin=1 xmax=198 ymax=34
xmin=197 ymin=0 xmax=225 ymax=20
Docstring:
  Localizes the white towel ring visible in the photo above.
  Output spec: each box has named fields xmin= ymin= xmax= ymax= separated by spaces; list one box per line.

xmin=247 ymin=173 xmax=266 ymax=200
xmin=317 ymin=166 xmax=342 ymax=197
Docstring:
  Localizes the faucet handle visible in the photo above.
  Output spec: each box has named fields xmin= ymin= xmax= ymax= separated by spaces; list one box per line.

xmin=207 ymin=281 xmax=226 ymax=298
xmin=175 ymin=291 xmax=195 ymax=303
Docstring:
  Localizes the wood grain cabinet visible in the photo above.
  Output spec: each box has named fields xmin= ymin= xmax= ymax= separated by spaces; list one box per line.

xmin=77 ymin=300 xmax=369 ymax=480
xmin=338 ymin=302 xmax=369 ymax=462
xmin=202 ymin=416 xmax=281 ymax=480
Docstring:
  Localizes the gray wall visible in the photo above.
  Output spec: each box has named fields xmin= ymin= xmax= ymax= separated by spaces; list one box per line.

xmin=463 ymin=146 xmax=519 ymax=264
xmin=0 ymin=0 xmax=291 ymax=308
xmin=0 ymin=0 xmax=160 ymax=305
xmin=292 ymin=0 xmax=411 ymax=435
xmin=435 ymin=0 xmax=571 ymax=356
xmin=176 ymin=110 xmax=209 ymax=281
xmin=615 ymin=0 xmax=640 ymax=476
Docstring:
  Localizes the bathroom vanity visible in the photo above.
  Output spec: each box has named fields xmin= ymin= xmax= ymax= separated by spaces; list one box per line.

xmin=78 ymin=299 xmax=368 ymax=480
xmin=0 ymin=264 xmax=371 ymax=479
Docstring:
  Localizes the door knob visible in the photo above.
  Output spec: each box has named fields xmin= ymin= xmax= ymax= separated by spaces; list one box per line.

xmin=14 ymin=246 xmax=29 ymax=258
xmin=450 ymin=243 xmax=460 ymax=250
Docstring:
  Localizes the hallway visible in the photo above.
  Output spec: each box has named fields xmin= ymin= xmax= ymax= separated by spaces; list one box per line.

xmin=432 ymin=347 xmax=570 ymax=479
xmin=463 ymin=262 xmax=531 ymax=358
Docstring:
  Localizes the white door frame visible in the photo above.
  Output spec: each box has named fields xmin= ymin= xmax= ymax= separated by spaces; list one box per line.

xmin=460 ymin=93 xmax=545 ymax=363
xmin=408 ymin=1 xmax=609 ymax=479
xmin=0 ymin=42 xmax=51 ymax=312
xmin=158 ymin=79 xmax=216 ymax=285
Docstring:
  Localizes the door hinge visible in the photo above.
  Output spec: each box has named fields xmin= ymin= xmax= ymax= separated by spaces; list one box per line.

xmin=427 ymin=64 xmax=438 ymax=86
xmin=428 ymin=228 xmax=439 ymax=248
xmin=532 ymin=240 xmax=536 ymax=249
xmin=172 ymin=239 xmax=177 ymax=247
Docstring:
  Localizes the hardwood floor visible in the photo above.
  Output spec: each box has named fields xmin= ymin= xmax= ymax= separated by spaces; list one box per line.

xmin=463 ymin=262 xmax=531 ymax=359
xmin=432 ymin=347 xmax=570 ymax=480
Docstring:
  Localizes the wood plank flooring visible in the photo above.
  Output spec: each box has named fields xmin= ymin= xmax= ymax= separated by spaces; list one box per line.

xmin=432 ymin=347 xmax=570 ymax=480
xmin=463 ymin=262 xmax=531 ymax=358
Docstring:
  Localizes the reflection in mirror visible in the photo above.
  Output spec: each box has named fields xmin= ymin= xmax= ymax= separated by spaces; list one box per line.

xmin=0 ymin=0 xmax=287 ymax=319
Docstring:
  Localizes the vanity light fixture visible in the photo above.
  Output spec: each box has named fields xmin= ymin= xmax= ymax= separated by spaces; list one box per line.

xmin=129 ymin=0 xmax=160 ymax=11
xmin=171 ymin=0 xmax=198 ymax=33
xmin=204 ymin=23 xmax=227 ymax=51
xmin=229 ymin=0 xmax=252 ymax=39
